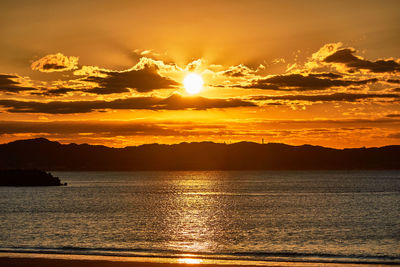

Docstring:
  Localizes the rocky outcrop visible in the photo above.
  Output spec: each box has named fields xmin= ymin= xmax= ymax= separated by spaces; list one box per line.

xmin=0 ymin=169 xmax=67 ymax=186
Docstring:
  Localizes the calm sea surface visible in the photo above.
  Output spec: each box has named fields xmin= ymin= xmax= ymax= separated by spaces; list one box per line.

xmin=0 ymin=171 xmax=399 ymax=264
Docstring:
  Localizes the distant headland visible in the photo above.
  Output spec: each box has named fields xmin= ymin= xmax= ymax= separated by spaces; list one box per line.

xmin=0 ymin=138 xmax=399 ymax=171
xmin=0 ymin=169 xmax=67 ymax=186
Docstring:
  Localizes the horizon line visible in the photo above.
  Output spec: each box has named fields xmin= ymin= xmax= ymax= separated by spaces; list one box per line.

xmin=3 ymin=137 xmax=398 ymax=150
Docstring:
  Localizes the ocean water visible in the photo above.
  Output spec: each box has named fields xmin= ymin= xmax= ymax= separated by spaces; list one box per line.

xmin=0 ymin=171 xmax=399 ymax=265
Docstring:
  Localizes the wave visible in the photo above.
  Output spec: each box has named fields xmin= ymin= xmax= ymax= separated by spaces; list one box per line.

xmin=1 ymin=246 xmax=399 ymax=265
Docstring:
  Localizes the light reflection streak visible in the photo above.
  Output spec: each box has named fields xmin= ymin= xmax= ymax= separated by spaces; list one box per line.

xmin=164 ymin=174 xmax=221 ymax=253
xmin=177 ymin=258 xmax=203 ymax=264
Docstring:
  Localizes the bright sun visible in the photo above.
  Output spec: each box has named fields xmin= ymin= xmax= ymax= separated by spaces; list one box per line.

xmin=183 ymin=73 xmax=203 ymax=95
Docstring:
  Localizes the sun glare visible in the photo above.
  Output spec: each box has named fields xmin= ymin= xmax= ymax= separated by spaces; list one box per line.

xmin=183 ymin=73 xmax=203 ymax=95
xmin=177 ymin=258 xmax=203 ymax=264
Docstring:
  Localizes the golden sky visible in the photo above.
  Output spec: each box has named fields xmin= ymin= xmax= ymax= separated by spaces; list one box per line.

xmin=1 ymin=0 xmax=400 ymax=148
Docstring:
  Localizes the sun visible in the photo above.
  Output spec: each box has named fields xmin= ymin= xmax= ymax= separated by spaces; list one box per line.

xmin=183 ymin=73 xmax=203 ymax=95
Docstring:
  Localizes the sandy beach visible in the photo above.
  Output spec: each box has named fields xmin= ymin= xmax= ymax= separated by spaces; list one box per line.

xmin=0 ymin=254 xmax=398 ymax=267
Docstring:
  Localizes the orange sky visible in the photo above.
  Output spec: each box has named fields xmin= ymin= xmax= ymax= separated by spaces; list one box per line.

xmin=1 ymin=0 xmax=400 ymax=148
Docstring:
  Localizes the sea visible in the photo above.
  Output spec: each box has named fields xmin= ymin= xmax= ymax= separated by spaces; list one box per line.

xmin=0 ymin=171 xmax=399 ymax=265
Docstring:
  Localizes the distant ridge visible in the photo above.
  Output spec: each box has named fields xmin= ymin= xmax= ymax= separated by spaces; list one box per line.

xmin=0 ymin=138 xmax=399 ymax=170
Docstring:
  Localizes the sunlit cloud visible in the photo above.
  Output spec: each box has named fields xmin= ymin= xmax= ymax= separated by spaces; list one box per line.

xmin=324 ymin=48 xmax=400 ymax=73
xmin=0 ymin=74 xmax=37 ymax=93
xmin=31 ymin=53 xmax=79 ymax=72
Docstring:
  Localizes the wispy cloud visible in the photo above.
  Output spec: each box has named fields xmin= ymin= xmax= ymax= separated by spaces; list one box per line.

xmin=0 ymin=74 xmax=37 ymax=93
xmin=251 ymin=92 xmax=400 ymax=102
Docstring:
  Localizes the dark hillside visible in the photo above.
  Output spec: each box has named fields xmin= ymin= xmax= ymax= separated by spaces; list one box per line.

xmin=0 ymin=138 xmax=399 ymax=171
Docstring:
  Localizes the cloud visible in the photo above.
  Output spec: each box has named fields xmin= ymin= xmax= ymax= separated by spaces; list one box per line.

xmin=323 ymin=48 xmax=400 ymax=73
xmin=31 ymin=88 xmax=76 ymax=96
xmin=0 ymin=74 xmax=37 ymax=93
xmin=387 ymin=79 xmax=400 ymax=84
xmin=74 ymin=59 xmax=180 ymax=94
xmin=0 ymin=120 xmax=216 ymax=136
xmin=386 ymin=114 xmax=400 ymax=118
xmin=220 ymin=64 xmax=256 ymax=77
xmin=0 ymin=119 xmax=393 ymax=139
xmin=84 ymin=66 xmax=178 ymax=94
xmin=387 ymin=132 xmax=400 ymax=139
xmin=31 ymin=53 xmax=79 ymax=72
xmin=241 ymin=73 xmax=377 ymax=91
xmin=310 ymin=43 xmax=344 ymax=61
xmin=0 ymin=94 xmax=256 ymax=114
xmin=309 ymin=72 xmax=343 ymax=79
xmin=0 ymin=121 xmax=235 ymax=140
xmin=73 ymin=65 xmax=108 ymax=77
xmin=258 ymin=117 xmax=400 ymax=126
xmin=251 ymin=92 xmax=400 ymax=102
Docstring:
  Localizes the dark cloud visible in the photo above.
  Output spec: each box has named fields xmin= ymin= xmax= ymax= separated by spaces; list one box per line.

xmin=0 ymin=94 xmax=256 ymax=114
xmin=0 ymin=74 xmax=37 ymax=93
xmin=0 ymin=121 xmax=234 ymax=139
xmin=386 ymin=114 xmax=400 ymax=118
xmin=0 ymin=121 xmax=206 ymax=136
xmin=83 ymin=65 xmax=179 ymax=94
xmin=42 ymin=63 xmax=67 ymax=70
xmin=387 ymin=79 xmax=400 ymax=84
xmin=255 ymin=118 xmax=400 ymax=127
xmin=309 ymin=73 xmax=343 ymax=79
xmin=251 ymin=92 xmax=400 ymax=102
xmin=387 ymin=132 xmax=400 ymax=139
xmin=324 ymin=48 xmax=400 ymax=73
xmin=32 ymin=88 xmax=76 ymax=96
xmin=242 ymin=73 xmax=377 ymax=91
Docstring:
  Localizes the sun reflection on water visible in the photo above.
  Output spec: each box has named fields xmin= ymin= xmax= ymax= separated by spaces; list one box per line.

xmin=164 ymin=173 xmax=223 ymax=254
xmin=177 ymin=258 xmax=203 ymax=264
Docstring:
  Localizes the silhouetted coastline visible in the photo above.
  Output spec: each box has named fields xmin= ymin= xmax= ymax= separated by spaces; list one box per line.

xmin=0 ymin=169 xmax=67 ymax=186
xmin=0 ymin=138 xmax=399 ymax=171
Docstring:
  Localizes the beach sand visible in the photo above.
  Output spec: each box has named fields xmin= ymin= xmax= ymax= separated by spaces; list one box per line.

xmin=0 ymin=255 xmax=397 ymax=267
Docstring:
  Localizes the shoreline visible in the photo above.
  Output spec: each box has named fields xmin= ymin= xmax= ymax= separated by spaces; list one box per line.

xmin=0 ymin=253 xmax=399 ymax=267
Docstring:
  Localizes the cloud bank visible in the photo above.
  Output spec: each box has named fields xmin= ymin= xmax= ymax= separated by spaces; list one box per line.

xmin=0 ymin=94 xmax=256 ymax=114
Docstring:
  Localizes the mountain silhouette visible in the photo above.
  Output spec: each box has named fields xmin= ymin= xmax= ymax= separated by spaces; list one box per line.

xmin=0 ymin=138 xmax=399 ymax=170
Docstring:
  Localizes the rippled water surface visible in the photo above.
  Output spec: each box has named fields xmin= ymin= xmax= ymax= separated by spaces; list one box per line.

xmin=0 ymin=171 xmax=399 ymax=264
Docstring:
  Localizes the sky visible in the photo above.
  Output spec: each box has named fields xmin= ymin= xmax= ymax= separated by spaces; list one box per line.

xmin=0 ymin=0 xmax=400 ymax=148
